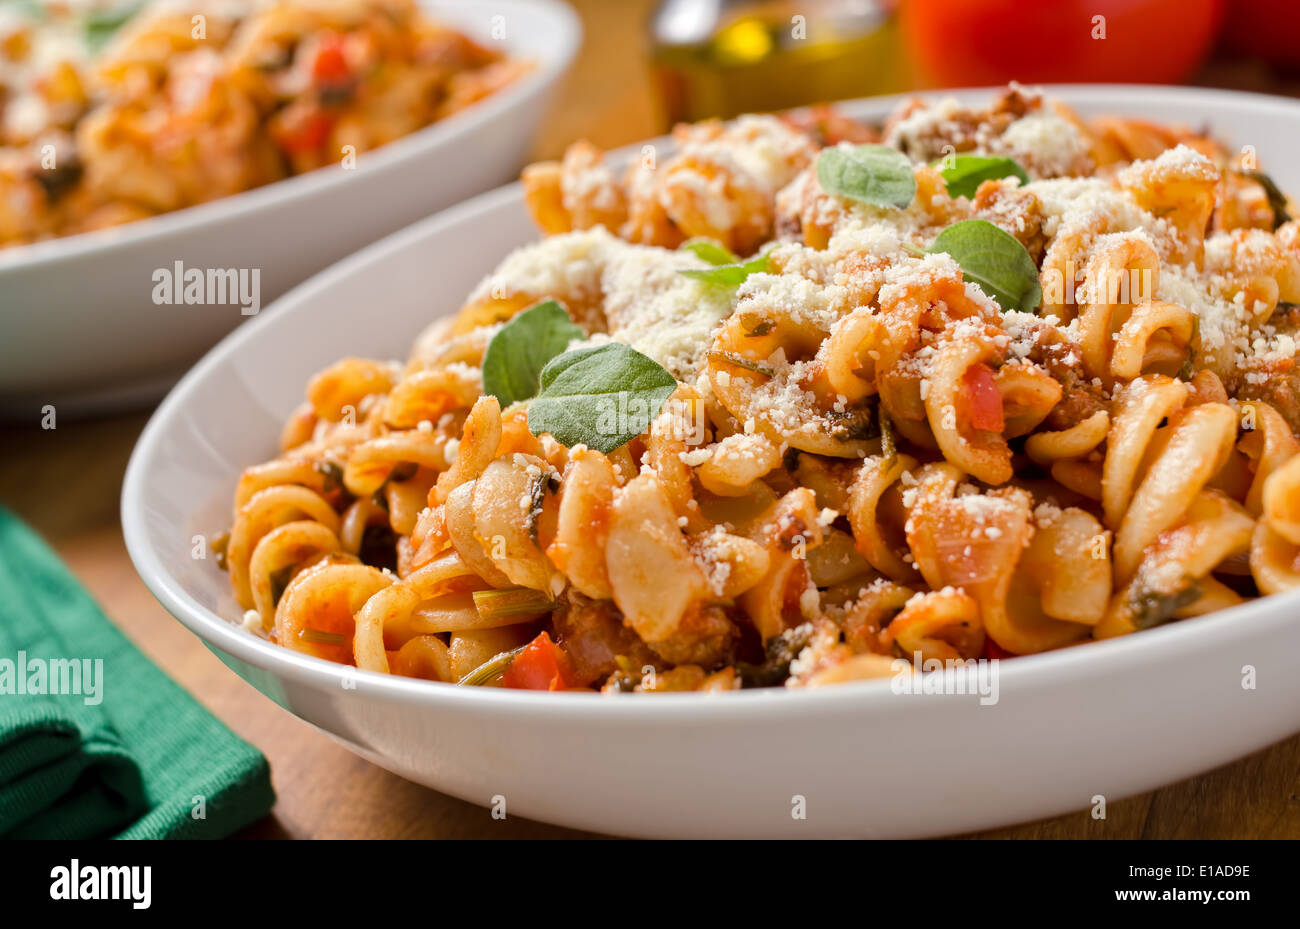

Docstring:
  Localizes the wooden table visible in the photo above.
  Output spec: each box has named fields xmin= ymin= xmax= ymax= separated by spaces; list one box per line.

xmin=1 ymin=0 xmax=1297 ymax=840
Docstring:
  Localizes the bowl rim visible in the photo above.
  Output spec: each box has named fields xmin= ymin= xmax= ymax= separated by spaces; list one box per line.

xmin=0 ymin=0 xmax=582 ymax=274
xmin=122 ymin=82 xmax=1300 ymax=720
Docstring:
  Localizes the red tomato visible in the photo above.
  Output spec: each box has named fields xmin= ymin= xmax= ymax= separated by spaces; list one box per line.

xmin=961 ymin=363 xmax=1005 ymax=433
xmin=899 ymin=0 xmax=1225 ymax=87
xmin=501 ymin=631 xmax=576 ymax=691
xmin=273 ymin=109 xmax=335 ymax=156
xmin=311 ymin=33 xmax=352 ymax=86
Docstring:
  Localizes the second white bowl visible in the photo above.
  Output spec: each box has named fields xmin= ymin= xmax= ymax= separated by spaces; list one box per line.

xmin=0 ymin=0 xmax=580 ymax=418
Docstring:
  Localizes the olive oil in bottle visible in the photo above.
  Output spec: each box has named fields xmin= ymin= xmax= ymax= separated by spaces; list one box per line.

xmin=650 ymin=0 xmax=904 ymax=124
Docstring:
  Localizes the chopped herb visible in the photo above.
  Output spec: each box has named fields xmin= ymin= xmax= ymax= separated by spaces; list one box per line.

xmin=314 ymin=460 xmax=345 ymax=494
xmin=473 ymin=587 xmax=554 ymax=621
xmin=737 ymin=625 xmax=813 ymax=688
xmin=880 ymin=407 xmax=896 ymax=465
xmin=522 ymin=468 xmax=558 ymax=542
xmin=299 ymin=628 xmax=346 ymax=646
xmin=457 ymin=645 xmax=527 ymax=686
xmin=604 ymin=669 xmax=640 ymax=693
xmin=1129 ymin=581 xmax=1202 ymax=630
xmin=825 ymin=406 xmax=878 ymax=442
xmin=707 ymin=349 xmax=774 ymax=378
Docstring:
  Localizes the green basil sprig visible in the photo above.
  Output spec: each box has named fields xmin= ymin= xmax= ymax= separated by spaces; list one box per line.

xmin=679 ymin=251 xmax=770 ymax=287
xmin=816 ymin=144 xmax=916 ymax=209
xmin=934 ymin=154 xmax=1030 ymax=199
xmin=926 ymin=219 xmax=1042 ymax=313
xmin=679 ymin=238 xmax=739 ymax=266
xmin=481 ymin=299 xmax=584 ymax=406
xmin=528 ymin=343 xmax=677 ymax=453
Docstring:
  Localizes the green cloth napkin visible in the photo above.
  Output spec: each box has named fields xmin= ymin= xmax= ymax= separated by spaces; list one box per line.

xmin=0 ymin=506 xmax=275 ymax=839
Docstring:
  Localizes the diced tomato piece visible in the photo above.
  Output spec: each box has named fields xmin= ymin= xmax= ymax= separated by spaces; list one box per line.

xmin=273 ymin=109 xmax=335 ymax=156
xmin=311 ymin=33 xmax=351 ymax=86
xmin=982 ymin=638 xmax=1014 ymax=660
xmin=501 ymin=631 xmax=576 ymax=691
xmin=962 ymin=363 xmax=1005 ymax=433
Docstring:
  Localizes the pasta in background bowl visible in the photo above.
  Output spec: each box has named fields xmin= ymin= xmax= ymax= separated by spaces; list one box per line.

xmin=0 ymin=0 xmax=525 ymax=247
xmin=0 ymin=0 xmax=579 ymax=417
xmin=123 ymin=86 xmax=1300 ymax=838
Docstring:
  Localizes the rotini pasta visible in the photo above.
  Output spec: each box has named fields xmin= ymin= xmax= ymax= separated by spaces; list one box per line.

xmin=0 ymin=0 xmax=523 ymax=247
xmin=217 ymin=85 xmax=1300 ymax=693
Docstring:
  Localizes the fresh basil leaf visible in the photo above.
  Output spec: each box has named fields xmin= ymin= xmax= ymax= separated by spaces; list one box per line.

xmin=816 ymin=143 xmax=916 ymax=209
xmin=935 ymin=154 xmax=1030 ymax=200
xmin=481 ymin=299 xmax=585 ymax=406
xmin=679 ymin=251 xmax=770 ymax=287
xmin=679 ymin=237 xmax=738 ymax=266
xmin=529 ymin=343 xmax=678 ymax=453
xmin=927 ymin=219 xmax=1042 ymax=313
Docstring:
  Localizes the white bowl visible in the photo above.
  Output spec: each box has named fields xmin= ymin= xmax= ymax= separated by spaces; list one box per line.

xmin=123 ymin=86 xmax=1300 ymax=838
xmin=0 ymin=0 xmax=580 ymax=419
